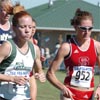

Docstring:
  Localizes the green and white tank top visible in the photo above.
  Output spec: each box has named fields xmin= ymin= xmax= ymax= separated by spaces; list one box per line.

xmin=0 ymin=39 xmax=36 ymax=100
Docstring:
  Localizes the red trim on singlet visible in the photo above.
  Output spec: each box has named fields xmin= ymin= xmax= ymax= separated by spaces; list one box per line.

xmin=64 ymin=38 xmax=97 ymax=87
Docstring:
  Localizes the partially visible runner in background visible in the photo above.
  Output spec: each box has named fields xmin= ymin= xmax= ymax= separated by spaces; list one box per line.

xmin=29 ymin=19 xmax=46 ymax=74
xmin=29 ymin=18 xmax=38 ymax=45
xmin=0 ymin=0 xmax=13 ymax=45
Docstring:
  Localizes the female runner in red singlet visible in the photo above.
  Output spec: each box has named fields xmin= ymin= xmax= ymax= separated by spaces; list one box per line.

xmin=46 ymin=8 xmax=100 ymax=100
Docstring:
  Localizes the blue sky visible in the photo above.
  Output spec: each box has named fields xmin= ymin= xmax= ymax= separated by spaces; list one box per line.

xmin=84 ymin=0 xmax=100 ymax=5
xmin=12 ymin=0 xmax=100 ymax=9
xmin=12 ymin=0 xmax=49 ymax=9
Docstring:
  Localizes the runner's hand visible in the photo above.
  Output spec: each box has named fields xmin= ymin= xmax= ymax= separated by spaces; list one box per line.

xmin=62 ymin=86 xmax=74 ymax=100
xmin=95 ymin=86 xmax=100 ymax=100
xmin=13 ymin=76 xmax=28 ymax=85
xmin=35 ymin=72 xmax=46 ymax=82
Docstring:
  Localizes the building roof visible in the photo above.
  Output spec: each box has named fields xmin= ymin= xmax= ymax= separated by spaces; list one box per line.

xmin=27 ymin=0 xmax=100 ymax=31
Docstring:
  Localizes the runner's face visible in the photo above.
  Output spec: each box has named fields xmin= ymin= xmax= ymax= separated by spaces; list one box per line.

xmin=15 ymin=16 xmax=33 ymax=41
xmin=76 ymin=19 xmax=93 ymax=40
xmin=0 ymin=7 xmax=10 ymax=21
xmin=32 ymin=21 xmax=36 ymax=36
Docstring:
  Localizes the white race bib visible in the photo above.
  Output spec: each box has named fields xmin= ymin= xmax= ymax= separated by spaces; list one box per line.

xmin=70 ymin=66 xmax=93 ymax=88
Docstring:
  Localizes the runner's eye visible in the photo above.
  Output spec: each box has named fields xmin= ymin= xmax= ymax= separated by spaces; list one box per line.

xmin=78 ymin=26 xmax=93 ymax=31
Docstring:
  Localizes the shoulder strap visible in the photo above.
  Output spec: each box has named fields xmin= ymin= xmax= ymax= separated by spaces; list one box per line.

xmin=28 ymin=41 xmax=35 ymax=59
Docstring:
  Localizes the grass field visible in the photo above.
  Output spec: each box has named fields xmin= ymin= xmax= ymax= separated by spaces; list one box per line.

xmin=36 ymin=69 xmax=100 ymax=100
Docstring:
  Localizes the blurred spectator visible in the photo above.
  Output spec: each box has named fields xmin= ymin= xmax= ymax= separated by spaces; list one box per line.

xmin=45 ymin=47 xmax=51 ymax=68
xmin=40 ymin=46 xmax=46 ymax=68
xmin=55 ymin=43 xmax=61 ymax=55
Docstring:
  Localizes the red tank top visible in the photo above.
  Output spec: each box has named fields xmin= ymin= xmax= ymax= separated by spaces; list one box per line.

xmin=64 ymin=38 xmax=97 ymax=88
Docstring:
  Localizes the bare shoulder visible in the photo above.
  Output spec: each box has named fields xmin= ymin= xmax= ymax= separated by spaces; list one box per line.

xmin=33 ymin=44 xmax=40 ymax=57
xmin=60 ymin=42 xmax=70 ymax=50
xmin=0 ymin=41 xmax=10 ymax=50
xmin=58 ymin=42 xmax=70 ymax=56
xmin=94 ymin=39 xmax=100 ymax=48
xmin=33 ymin=44 xmax=40 ymax=51
xmin=93 ymin=39 xmax=100 ymax=54
xmin=0 ymin=41 xmax=11 ymax=60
